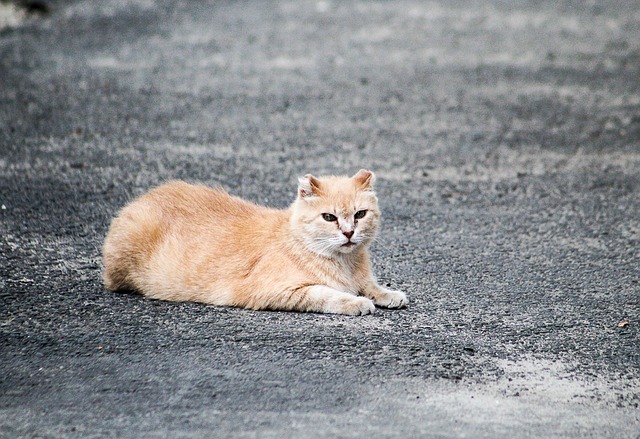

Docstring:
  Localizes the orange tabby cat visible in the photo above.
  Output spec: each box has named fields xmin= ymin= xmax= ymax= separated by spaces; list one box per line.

xmin=102 ymin=169 xmax=407 ymax=315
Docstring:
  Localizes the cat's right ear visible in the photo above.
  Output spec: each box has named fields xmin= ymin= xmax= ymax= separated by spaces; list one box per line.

xmin=298 ymin=174 xmax=322 ymax=198
xmin=353 ymin=169 xmax=375 ymax=191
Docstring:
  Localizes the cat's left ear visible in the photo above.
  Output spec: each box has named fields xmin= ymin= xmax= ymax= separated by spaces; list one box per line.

xmin=298 ymin=174 xmax=322 ymax=198
xmin=352 ymin=169 xmax=375 ymax=191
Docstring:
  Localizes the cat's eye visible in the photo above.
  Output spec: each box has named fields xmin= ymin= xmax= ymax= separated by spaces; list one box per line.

xmin=322 ymin=213 xmax=338 ymax=222
xmin=354 ymin=210 xmax=367 ymax=220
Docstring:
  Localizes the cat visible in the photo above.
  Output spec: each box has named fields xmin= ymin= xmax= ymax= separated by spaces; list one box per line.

xmin=102 ymin=169 xmax=407 ymax=315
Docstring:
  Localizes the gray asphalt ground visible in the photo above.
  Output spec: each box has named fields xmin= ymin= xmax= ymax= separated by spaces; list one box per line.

xmin=1 ymin=0 xmax=639 ymax=437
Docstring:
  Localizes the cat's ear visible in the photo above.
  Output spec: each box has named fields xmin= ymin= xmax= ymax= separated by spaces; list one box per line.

xmin=352 ymin=169 xmax=375 ymax=191
xmin=298 ymin=174 xmax=322 ymax=198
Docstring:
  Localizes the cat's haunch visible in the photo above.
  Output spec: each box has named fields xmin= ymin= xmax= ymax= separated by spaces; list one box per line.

xmin=102 ymin=169 xmax=408 ymax=315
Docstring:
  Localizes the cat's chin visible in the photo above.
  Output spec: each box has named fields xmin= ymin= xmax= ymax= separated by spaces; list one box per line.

xmin=305 ymin=243 xmax=360 ymax=257
xmin=336 ymin=242 xmax=359 ymax=254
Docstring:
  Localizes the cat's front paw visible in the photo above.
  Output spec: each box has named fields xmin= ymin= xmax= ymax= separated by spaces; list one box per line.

xmin=374 ymin=289 xmax=408 ymax=309
xmin=327 ymin=296 xmax=375 ymax=316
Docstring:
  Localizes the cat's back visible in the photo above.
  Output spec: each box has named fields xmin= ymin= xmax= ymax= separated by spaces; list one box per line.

xmin=111 ymin=180 xmax=285 ymax=242
xmin=138 ymin=180 xmax=257 ymax=220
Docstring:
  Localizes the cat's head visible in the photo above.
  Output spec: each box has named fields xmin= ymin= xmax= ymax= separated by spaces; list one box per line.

xmin=290 ymin=169 xmax=380 ymax=257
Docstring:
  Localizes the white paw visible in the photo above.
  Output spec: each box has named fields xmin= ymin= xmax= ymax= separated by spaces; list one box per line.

xmin=374 ymin=289 xmax=408 ymax=309
xmin=327 ymin=296 xmax=375 ymax=316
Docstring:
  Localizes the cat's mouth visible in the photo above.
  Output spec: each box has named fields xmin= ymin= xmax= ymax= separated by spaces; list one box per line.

xmin=342 ymin=241 xmax=356 ymax=248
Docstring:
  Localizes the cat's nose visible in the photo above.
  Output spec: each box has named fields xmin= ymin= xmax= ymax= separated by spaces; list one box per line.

xmin=343 ymin=230 xmax=354 ymax=239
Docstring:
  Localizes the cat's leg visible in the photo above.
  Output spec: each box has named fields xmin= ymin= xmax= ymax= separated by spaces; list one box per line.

xmin=283 ymin=285 xmax=375 ymax=316
xmin=360 ymin=281 xmax=408 ymax=309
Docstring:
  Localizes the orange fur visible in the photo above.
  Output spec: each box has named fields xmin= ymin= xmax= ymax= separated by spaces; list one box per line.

xmin=102 ymin=170 xmax=407 ymax=315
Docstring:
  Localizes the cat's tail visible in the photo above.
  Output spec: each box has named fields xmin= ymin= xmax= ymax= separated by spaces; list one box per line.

xmin=102 ymin=200 xmax=164 ymax=292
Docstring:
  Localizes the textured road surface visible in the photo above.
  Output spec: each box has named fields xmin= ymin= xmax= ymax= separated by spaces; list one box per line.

xmin=1 ymin=0 xmax=639 ymax=437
